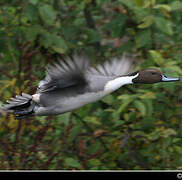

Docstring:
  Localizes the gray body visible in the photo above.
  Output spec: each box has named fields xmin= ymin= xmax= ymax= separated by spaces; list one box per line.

xmin=34 ymin=55 xmax=133 ymax=115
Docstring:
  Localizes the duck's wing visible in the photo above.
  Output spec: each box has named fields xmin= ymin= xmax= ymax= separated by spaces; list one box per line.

xmin=87 ymin=54 xmax=134 ymax=78
xmin=37 ymin=55 xmax=91 ymax=93
xmin=85 ymin=54 xmax=135 ymax=92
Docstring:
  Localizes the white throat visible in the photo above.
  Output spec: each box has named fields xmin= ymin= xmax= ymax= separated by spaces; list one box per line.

xmin=104 ymin=73 xmax=139 ymax=93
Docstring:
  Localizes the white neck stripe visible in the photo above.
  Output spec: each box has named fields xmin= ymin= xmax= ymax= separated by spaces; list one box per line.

xmin=104 ymin=73 xmax=139 ymax=92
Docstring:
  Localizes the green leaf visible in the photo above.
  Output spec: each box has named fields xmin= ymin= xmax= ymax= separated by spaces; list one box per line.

xmin=144 ymin=99 xmax=153 ymax=117
xmin=87 ymin=141 xmax=101 ymax=154
xmin=153 ymin=4 xmax=171 ymax=12
xmin=119 ymin=0 xmax=135 ymax=9
xmin=166 ymin=65 xmax=182 ymax=75
xmin=170 ymin=1 xmax=182 ymax=11
xmin=117 ymin=98 xmax=133 ymax=114
xmin=118 ymin=94 xmax=131 ymax=100
xmin=88 ymin=159 xmax=101 ymax=167
xmin=65 ymin=158 xmax=81 ymax=168
xmin=138 ymin=15 xmax=154 ymax=29
xmin=162 ymin=128 xmax=177 ymax=138
xmin=52 ymin=35 xmax=68 ymax=54
xmin=155 ymin=17 xmax=173 ymax=35
xmin=103 ymin=15 xmax=126 ymax=37
xmin=26 ymin=25 xmax=43 ymax=41
xmin=39 ymin=4 xmax=57 ymax=25
xmin=147 ymin=131 xmax=160 ymax=141
xmin=40 ymin=31 xmax=53 ymax=48
xmin=134 ymin=100 xmax=146 ymax=116
xmin=67 ymin=124 xmax=83 ymax=143
xmin=174 ymin=146 xmax=182 ymax=154
xmin=29 ymin=0 xmax=38 ymax=5
xmin=149 ymin=50 xmax=164 ymax=66
xmin=133 ymin=0 xmax=144 ymax=6
xmin=102 ymin=95 xmax=114 ymax=105
xmin=135 ymin=29 xmax=151 ymax=48
xmin=40 ymin=32 xmax=68 ymax=53
xmin=139 ymin=92 xmax=156 ymax=99
xmin=25 ymin=3 xmax=39 ymax=22
xmin=85 ymin=29 xmax=102 ymax=43
xmin=84 ymin=116 xmax=101 ymax=125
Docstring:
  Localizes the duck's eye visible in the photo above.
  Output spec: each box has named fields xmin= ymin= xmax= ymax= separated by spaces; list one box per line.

xmin=151 ymin=72 xmax=157 ymax=75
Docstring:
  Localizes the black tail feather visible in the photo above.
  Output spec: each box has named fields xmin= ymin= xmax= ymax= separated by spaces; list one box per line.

xmin=2 ymin=93 xmax=35 ymax=118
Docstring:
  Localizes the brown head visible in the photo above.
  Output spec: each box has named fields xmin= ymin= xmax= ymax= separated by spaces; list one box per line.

xmin=132 ymin=68 xmax=180 ymax=84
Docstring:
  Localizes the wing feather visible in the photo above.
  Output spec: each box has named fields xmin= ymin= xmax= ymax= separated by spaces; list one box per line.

xmin=37 ymin=54 xmax=91 ymax=93
xmin=37 ymin=54 xmax=134 ymax=93
xmin=87 ymin=54 xmax=134 ymax=77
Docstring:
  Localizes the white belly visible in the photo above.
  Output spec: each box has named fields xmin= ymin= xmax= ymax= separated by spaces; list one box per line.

xmin=55 ymin=91 xmax=108 ymax=114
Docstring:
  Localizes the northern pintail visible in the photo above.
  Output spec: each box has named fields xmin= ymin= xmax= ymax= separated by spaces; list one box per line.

xmin=2 ymin=54 xmax=180 ymax=118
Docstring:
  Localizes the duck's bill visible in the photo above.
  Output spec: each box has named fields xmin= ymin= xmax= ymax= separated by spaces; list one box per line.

xmin=161 ymin=74 xmax=180 ymax=82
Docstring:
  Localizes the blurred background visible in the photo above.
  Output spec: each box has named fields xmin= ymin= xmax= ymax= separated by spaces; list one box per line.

xmin=0 ymin=0 xmax=182 ymax=170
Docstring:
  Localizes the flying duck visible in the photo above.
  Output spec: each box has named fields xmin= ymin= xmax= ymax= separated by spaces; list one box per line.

xmin=2 ymin=54 xmax=180 ymax=118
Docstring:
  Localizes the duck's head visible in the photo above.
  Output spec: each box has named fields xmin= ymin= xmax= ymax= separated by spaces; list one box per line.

xmin=132 ymin=68 xmax=180 ymax=84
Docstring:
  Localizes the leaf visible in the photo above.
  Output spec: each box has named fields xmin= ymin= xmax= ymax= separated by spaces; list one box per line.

xmin=103 ymin=15 xmax=126 ymax=37
xmin=170 ymin=1 xmax=182 ymax=11
xmin=138 ymin=15 xmax=154 ymax=29
xmin=67 ymin=125 xmax=83 ymax=143
xmin=65 ymin=158 xmax=81 ymax=168
xmin=155 ymin=17 xmax=173 ymax=35
xmin=26 ymin=25 xmax=43 ymax=41
xmin=135 ymin=29 xmax=151 ymax=48
xmin=147 ymin=131 xmax=160 ymax=141
xmin=118 ymin=94 xmax=131 ymax=100
xmin=153 ymin=4 xmax=171 ymax=12
xmin=144 ymin=99 xmax=154 ymax=117
xmin=25 ymin=3 xmax=39 ymax=22
xmin=132 ymin=130 xmax=146 ymax=138
xmin=149 ymin=50 xmax=164 ymax=66
xmin=118 ymin=94 xmax=138 ymax=100
xmin=29 ymin=0 xmax=38 ymax=5
xmin=87 ymin=159 xmax=101 ymax=167
xmin=52 ymin=46 xmax=66 ymax=54
xmin=51 ymin=35 xmax=68 ymax=54
xmin=174 ymin=146 xmax=182 ymax=154
xmin=84 ymin=116 xmax=101 ymax=125
xmin=153 ymin=4 xmax=171 ymax=18
xmin=102 ymin=95 xmax=114 ymax=105
xmin=133 ymin=0 xmax=144 ymax=6
xmin=40 ymin=32 xmax=68 ymax=53
xmin=134 ymin=100 xmax=146 ymax=116
xmin=39 ymin=4 xmax=57 ymax=25
xmin=166 ymin=65 xmax=182 ymax=75
xmin=161 ymin=128 xmax=177 ymax=138
xmin=87 ymin=141 xmax=101 ymax=154
xmin=85 ymin=29 xmax=102 ymax=43
xmin=119 ymin=0 xmax=135 ymax=9
xmin=139 ymin=92 xmax=156 ymax=99
xmin=117 ymin=98 xmax=133 ymax=114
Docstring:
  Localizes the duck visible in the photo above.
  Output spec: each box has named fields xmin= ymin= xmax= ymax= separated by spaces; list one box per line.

xmin=2 ymin=54 xmax=180 ymax=118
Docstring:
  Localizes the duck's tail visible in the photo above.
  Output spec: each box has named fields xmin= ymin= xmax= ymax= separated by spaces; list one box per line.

xmin=2 ymin=93 xmax=36 ymax=118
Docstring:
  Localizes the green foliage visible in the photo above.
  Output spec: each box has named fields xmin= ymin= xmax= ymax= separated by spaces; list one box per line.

xmin=0 ymin=0 xmax=182 ymax=170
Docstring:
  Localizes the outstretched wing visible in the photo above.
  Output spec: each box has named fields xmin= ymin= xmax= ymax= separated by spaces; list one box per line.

xmin=37 ymin=54 xmax=134 ymax=93
xmin=37 ymin=55 xmax=91 ymax=93
xmin=85 ymin=54 xmax=135 ymax=92
xmin=88 ymin=54 xmax=134 ymax=78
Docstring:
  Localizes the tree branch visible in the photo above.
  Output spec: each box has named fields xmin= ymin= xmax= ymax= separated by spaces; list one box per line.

xmin=83 ymin=2 xmax=101 ymax=52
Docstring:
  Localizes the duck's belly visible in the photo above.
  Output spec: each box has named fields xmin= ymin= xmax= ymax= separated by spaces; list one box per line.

xmin=54 ymin=91 xmax=108 ymax=114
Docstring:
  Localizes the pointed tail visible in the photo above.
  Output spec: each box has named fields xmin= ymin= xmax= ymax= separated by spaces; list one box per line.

xmin=2 ymin=93 xmax=35 ymax=118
